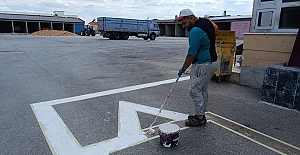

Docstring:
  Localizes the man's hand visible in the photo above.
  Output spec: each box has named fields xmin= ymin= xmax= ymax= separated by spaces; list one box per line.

xmin=178 ymin=67 xmax=186 ymax=76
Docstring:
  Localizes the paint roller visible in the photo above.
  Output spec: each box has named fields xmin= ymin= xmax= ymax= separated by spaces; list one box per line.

xmin=147 ymin=76 xmax=180 ymax=134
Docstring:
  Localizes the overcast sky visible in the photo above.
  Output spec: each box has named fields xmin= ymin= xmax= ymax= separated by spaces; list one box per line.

xmin=0 ymin=0 xmax=253 ymax=23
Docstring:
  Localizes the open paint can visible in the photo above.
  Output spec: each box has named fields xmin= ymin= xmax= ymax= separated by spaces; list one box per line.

xmin=158 ymin=123 xmax=180 ymax=147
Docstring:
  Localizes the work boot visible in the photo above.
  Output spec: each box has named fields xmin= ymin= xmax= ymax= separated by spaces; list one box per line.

xmin=185 ymin=115 xmax=206 ymax=127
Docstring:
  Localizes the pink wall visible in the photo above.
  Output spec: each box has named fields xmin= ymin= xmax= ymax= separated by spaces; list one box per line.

xmin=230 ymin=21 xmax=250 ymax=39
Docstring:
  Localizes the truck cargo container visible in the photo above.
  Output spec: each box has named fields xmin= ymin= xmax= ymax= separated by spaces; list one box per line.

xmin=97 ymin=17 xmax=160 ymax=40
xmin=74 ymin=23 xmax=85 ymax=35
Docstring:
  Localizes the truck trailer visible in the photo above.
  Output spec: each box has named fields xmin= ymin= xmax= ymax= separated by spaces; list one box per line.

xmin=97 ymin=17 xmax=160 ymax=40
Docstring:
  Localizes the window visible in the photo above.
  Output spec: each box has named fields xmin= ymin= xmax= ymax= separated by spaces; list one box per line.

xmin=257 ymin=11 xmax=273 ymax=27
xmin=261 ymin=0 xmax=274 ymax=2
xmin=282 ymin=0 xmax=299 ymax=2
xmin=279 ymin=6 xmax=300 ymax=29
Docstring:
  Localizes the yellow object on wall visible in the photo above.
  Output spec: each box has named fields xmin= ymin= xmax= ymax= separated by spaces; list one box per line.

xmin=214 ymin=30 xmax=236 ymax=82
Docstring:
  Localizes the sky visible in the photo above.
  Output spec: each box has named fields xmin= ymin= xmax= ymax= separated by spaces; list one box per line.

xmin=0 ymin=0 xmax=254 ymax=23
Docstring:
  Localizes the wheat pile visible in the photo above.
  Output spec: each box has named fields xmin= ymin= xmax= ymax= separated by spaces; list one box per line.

xmin=30 ymin=30 xmax=78 ymax=36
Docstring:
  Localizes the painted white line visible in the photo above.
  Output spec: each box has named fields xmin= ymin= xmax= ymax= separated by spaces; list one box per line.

xmin=32 ymin=76 xmax=190 ymax=107
xmin=31 ymin=100 xmax=189 ymax=155
xmin=30 ymin=76 xmax=190 ymax=155
xmin=209 ymin=120 xmax=286 ymax=155
xmin=207 ymin=112 xmax=300 ymax=151
xmin=30 ymin=104 xmax=81 ymax=155
xmin=30 ymin=76 xmax=296 ymax=155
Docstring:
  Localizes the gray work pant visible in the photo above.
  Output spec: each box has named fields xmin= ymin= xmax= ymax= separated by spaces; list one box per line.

xmin=189 ymin=61 xmax=218 ymax=116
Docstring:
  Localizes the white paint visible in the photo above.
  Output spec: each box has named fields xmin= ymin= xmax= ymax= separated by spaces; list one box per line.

xmin=159 ymin=123 xmax=180 ymax=133
xmin=31 ymin=77 xmax=189 ymax=155
xmin=207 ymin=112 xmax=300 ymax=151
xmin=31 ymin=76 xmax=190 ymax=107
xmin=79 ymin=101 xmax=164 ymax=154
xmin=30 ymin=76 xmax=298 ymax=155
xmin=210 ymin=120 xmax=286 ymax=155
xmin=31 ymin=101 xmax=188 ymax=155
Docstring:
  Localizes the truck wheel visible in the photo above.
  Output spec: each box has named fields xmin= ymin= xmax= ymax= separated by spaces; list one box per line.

xmin=107 ymin=32 xmax=113 ymax=40
xmin=150 ymin=33 xmax=156 ymax=40
xmin=121 ymin=33 xmax=129 ymax=40
xmin=113 ymin=32 xmax=121 ymax=40
xmin=80 ymin=31 xmax=84 ymax=36
xmin=91 ymin=31 xmax=96 ymax=36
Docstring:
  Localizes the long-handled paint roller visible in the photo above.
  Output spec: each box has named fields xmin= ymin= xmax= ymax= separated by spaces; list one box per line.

xmin=147 ymin=76 xmax=180 ymax=134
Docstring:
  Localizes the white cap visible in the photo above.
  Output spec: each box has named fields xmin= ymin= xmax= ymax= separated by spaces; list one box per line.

xmin=175 ymin=9 xmax=194 ymax=21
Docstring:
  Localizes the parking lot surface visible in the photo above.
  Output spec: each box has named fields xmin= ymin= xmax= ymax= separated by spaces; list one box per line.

xmin=0 ymin=35 xmax=299 ymax=155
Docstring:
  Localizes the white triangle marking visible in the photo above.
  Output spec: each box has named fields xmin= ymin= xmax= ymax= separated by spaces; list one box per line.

xmin=31 ymin=100 xmax=188 ymax=155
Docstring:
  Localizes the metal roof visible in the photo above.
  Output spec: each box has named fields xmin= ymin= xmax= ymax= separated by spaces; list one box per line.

xmin=210 ymin=15 xmax=252 ymax=21
xmin=0 ymin=12 xmax=84 ymax=23
xmin=156 ymin=15 xmax=252 ymax=24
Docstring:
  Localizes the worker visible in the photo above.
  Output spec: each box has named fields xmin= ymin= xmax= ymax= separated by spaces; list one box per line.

xmin=176 ymin=9 xmax=218 ymax=126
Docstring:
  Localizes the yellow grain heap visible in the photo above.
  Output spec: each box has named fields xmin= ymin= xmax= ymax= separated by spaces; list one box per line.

xmin=30 ymin=30 xmax=78 ymax=36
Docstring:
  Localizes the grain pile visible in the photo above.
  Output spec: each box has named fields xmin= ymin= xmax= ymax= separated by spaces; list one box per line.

xmin=30 ymin=30 xmax=78 ymax=36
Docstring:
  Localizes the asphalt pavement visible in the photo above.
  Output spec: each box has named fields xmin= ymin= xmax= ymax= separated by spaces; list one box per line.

xmin=0 ymin=35 xmax=299 ymax=155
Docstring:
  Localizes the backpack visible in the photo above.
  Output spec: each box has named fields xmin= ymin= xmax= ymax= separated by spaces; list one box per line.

xmin=193 ymin=18 xmax=218 ymax=62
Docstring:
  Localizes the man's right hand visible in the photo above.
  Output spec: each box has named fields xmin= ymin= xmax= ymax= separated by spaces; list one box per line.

xmin=178 ymin=67 xmax=186 ymax=76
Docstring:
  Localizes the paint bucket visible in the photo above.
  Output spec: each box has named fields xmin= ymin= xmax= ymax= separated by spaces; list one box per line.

xmin=158 ymin=123 xmax=180 ymax=147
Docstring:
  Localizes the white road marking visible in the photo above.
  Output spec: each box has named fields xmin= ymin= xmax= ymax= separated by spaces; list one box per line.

xmin=31 ymin=76 xmax=190 ymax=107
xmin=31 ymin=101 xmax=188 ymax=155
xmin=207 ymin=112 xmax=300 ymax=151
xmin=30 ymin=77 xmax=190 ymax=155
xmin=30 ymin=76 xmax=298 ymax=155
xmin=209 ymin=120 xmax=286 ymax=155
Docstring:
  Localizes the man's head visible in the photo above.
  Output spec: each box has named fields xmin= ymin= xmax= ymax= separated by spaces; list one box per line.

xmin=175 ymin=9 xmax=198 ymax=31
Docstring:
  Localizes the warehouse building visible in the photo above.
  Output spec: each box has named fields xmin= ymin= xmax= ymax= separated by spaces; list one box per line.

xmin=0 ymin=11 xmax=84 ymax=34
xmin=156 ymin=15 xmax=252 ymax=39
